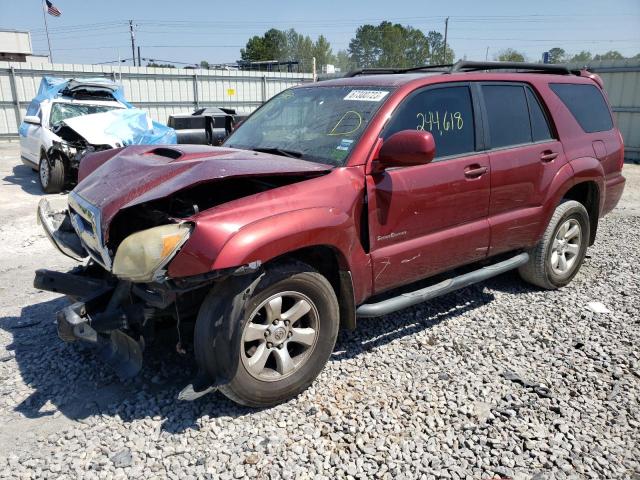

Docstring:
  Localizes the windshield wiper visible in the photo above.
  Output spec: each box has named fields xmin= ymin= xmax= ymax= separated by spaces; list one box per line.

xmin=252 ymin=147 xmax=303 ymax=159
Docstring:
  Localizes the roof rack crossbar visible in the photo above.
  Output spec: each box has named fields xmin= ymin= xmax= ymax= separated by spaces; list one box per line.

xmin=344 ymin=61 xmax=581 ymax=78
xmin=345 ymin=63 xmax=453 ymax=77
xmin=450 ymin=60 xmax=574 ymax=75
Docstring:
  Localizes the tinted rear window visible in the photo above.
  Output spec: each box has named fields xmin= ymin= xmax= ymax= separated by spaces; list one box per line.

xmin=482 ymin=85 xmax=531 ymax=148
xmin=550 ymin=83 xmax=613 ymax=133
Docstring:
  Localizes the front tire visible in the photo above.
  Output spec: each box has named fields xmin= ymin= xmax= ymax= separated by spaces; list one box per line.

xmin=196 ymin=262 xmax=339 ymax=407
xmin=39 ymin=153 xmax=65 ymax=193
xmin=519 ymin=200 xmax=590 ymax=289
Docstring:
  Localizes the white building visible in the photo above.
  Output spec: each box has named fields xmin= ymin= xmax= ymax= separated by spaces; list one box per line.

xmin=0 ymin=30 xmax=49 ymax=64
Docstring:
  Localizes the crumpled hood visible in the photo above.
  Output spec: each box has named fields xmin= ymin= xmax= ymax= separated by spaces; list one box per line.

xmin=73 ymin=144 xmax=332 ymax=235
xmin=60 ymin=109 xmax=176 ymax=146
xmin=60 ymin=110 xmax=127 ymax=146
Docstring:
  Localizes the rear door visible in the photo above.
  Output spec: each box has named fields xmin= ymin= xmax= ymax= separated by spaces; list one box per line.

xmin=367 ymin=83 xmax=491 ymax=293
xmin=479 ymin=83 xmax=567 ymax=255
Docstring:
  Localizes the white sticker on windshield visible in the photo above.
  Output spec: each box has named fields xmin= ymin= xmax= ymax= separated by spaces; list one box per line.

xmin=343 ymin=90 xmax=389 ymax=102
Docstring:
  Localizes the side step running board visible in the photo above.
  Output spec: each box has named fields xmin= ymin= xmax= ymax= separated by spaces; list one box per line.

xmin=356 ymin=252 xmax=529 ymax=318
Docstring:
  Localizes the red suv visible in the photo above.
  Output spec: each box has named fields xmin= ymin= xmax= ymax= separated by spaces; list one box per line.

xmin=35 ymin=61 xmax=626 ymax=407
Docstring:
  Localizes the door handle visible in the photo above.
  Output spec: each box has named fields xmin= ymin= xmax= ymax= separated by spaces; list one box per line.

xmin=540 ymin=151 xmax=558 ymax=163
xmin=464 ymin=165 xmax=488 ymax=178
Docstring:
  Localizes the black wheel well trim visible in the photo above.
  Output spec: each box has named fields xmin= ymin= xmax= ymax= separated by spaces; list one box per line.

xmin=266 ymin=245 xmax=357 ymax=330
xmin=561 ymin=180 xmax=600 ymax=245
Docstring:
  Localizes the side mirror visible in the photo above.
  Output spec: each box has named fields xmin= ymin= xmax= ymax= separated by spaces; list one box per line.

xmin=374 ymin=130 xmax=436 ymax=172
xmin=23 ymin=115 xmax=41 ymax=126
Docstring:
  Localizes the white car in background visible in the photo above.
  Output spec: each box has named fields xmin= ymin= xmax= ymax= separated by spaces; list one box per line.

xmin=20 ymin=95 xmax=126 ymax=193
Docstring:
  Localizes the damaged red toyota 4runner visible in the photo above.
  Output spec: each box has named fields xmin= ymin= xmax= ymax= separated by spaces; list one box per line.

xmin=36 ymin=61 xmax=626 ymax=407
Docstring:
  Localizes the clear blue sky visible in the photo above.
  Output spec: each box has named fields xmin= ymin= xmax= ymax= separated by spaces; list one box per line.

xmin=1 ymin=0 xmax=639 ymax=66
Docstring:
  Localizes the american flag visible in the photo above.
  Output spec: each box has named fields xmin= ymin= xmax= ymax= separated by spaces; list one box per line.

xmin=45 ymin=0 xmax=62 ymax=17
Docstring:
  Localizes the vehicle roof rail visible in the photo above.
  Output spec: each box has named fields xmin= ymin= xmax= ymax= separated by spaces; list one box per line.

xmin=451 ymin=60 xmax=578 ymax=75
xmin=344 ymin=64 xmax=453 ymax=77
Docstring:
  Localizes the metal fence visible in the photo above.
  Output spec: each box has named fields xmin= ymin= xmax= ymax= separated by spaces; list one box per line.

xmin=0 ymin=61 xmax=314 ymax=138
xmin=1 ymin=60 xmax=638 ymax=162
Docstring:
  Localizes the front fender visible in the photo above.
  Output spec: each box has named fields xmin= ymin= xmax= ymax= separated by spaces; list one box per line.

xmin=169 ymin=206 xmax=371 ymax=302
xmin=212 ymin=207 xmax=357 ymax=269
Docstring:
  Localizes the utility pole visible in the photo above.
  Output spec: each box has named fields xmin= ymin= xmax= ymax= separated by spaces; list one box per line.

xmin=137 ymin=46 xmax=141 ymax=67
xmin=485 ymin=46 xmax=490 ymax=61
xmin=129 ymin=20 xmax=136 ymax=66
xmin=442 ymin=17 xmax=449 ymax=63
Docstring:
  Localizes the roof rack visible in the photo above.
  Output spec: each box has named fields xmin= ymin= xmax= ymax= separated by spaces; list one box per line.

xmin=451 ymin=60 xmax=577 ymax=74
xmin=344 ymin=60 xmax=580 ymax=78
xmin=345 ymin=64 xmax=453 ymax=77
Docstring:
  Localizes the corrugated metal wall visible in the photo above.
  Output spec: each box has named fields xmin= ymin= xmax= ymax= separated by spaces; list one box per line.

xmin=570 ymin=59 xmax=640 ymax=163
xmin=0 ymin=61 xmax=313 ymax=138
xmin=1 ymin=60 xmax=638 ymax=162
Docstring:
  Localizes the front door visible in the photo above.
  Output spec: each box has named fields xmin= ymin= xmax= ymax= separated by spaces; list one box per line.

xmin=367 ymin=84 xmax=491 ymax=294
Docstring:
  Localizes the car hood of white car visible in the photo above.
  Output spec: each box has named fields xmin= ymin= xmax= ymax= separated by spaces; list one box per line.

xmin=60 ymin=109 xmax=153 ymax=147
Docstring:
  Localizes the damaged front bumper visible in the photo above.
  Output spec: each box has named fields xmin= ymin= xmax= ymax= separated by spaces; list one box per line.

xmin=37 ymin=197 xmax=88 ymax=261
xmin=35 ymin=197 xmax=262 ymax=398
xmin=35 ymin=269 xmax=146 ymax=379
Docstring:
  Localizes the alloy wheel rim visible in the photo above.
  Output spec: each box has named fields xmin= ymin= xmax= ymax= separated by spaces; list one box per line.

xmin=240 ymin=291 xmax=319 ymax=382
xmin=39 ymin=159 xmax=49 ymax=187
xmin=550 ymin=218 xmax=581 ymax=275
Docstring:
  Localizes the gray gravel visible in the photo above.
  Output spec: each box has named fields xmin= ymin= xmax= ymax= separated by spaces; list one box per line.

xmin=1 ymin=141 xmax=639 ymax=479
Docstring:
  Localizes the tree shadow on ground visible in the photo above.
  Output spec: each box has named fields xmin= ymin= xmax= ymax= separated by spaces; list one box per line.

xmin=1 ymin=275 xmax=525 ymax=433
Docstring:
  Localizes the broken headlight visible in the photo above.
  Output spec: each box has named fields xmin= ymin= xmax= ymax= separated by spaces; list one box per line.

xmin=52 ymin=140 xmax=77 ymax=156
xmin=112 ymin=223 xmax=192 ymax=282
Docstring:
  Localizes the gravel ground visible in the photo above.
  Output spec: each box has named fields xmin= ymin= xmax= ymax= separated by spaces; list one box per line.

xmin=1 ymin=141 xmax=639 ymax=479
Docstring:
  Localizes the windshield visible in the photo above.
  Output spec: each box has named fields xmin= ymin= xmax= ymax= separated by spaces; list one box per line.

xmin=224 ymin=86 xmax=393 ymax=166
xmin=50 ymin=103 xmax=122 ymax=127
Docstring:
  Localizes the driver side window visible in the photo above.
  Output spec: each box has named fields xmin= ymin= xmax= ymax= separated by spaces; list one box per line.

xmin=384 ymin=86 xmax=476 ymax=159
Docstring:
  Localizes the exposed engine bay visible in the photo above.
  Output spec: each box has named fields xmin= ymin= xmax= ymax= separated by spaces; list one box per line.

xmin=107 ymin=174 xmax=320 ymax=251
xmin=49 ymin=123 xmax=113 ymax=173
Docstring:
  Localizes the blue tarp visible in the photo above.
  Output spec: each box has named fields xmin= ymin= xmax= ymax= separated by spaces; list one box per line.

xmin=103 ymin=109 xmax=177 ymax=146
xmin=22 ymin=76 xmax=176 ymax=145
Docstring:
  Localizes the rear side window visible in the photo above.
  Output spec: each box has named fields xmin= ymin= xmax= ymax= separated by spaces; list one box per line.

xmin=526 ymin=88 xmax=553 ymax=142
xmin=550 ymin=83 xmax=613 ymax=133
xmin=384 ymin=86 xmax=475 ymax=159
xmin=482 ymin=85 xmax=531 ymax=148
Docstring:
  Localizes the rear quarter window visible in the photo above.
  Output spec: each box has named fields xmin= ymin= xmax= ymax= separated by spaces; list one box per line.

xmin=550 ymin=83 xmax=613 ymax=133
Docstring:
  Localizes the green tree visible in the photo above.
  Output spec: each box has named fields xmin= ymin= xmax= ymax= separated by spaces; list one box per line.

xmin=334 ymin=50 xmax=355 ymax=72
xmin=593 ymin=50 xmax=624 ymax=60
xmin=348 ymin=24 xmax=382 ymax=68
xmin=570 ymin=51 xmax=593 ymax=63
xmin=241 ymin=29 xmax=335 ymax=72
xmin=496 ymin=48 xmax=526 ymax=62
xmin=284 ymin=29 xmax=314 ymax=70
xmin=313 ymin=35 xmax=334 ymax=69
xmin=347 ymin=22 xmax=447 ymax=68
xmin=241 ymin=28 xmax=287 ymax=61
xmin=199 ymin=60 xmax=210 ymax=69
xmin=547 ymin=47 xmax=566 ymax=63
xmin=425 ymin=30 xmax=454 ymax=64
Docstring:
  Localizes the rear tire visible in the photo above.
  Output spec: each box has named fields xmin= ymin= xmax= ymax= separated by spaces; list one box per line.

xmin=195 ymin=261 xmax=339 ymax=407
xmin=519 ymin=200 xmax=590 ymax=289
xmin=39 ymin=153 xmax=65 ymax=193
